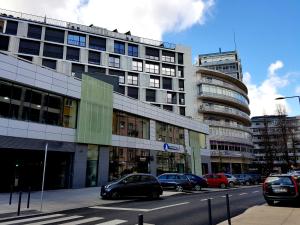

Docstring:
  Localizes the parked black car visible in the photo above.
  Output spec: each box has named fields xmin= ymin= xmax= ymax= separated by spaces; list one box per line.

xmin=263 ymin=174 xmax=300 ymax=205
xmin=100 ymin=173 xmax=163 ymax=199
xmin=157 ymin=173 xmax=193 ymax=192
xmin=185 ymin=173 xmax=208 ymax=190
xmin=234 ymin=174 xmax=255 ymax=185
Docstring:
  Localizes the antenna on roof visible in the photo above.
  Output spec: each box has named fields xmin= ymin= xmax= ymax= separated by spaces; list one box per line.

xmin=233 ymin=31 xmax=237 ymax=50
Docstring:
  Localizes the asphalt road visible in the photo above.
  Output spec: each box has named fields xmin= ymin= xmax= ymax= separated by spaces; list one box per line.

xmin=1 ymin=186 xmax=265 ymax=225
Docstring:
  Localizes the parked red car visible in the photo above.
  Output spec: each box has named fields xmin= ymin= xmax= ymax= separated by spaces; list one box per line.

xmin=204 ymin=173 xmax=229 ymax=188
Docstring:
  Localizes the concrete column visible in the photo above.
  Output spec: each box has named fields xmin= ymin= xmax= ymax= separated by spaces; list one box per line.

xmin=97 ymin=146 xmax=110 ymax=186
xmin=149 ymin=150 xmax=158 ymax=176
xmin=72 ymin=144 xmax=88 ymax=188
xmin=229 ymin=162 xmax=233 ymax=173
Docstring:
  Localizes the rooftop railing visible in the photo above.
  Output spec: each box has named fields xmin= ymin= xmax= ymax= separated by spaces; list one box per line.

xmin=0 ymin=8 xmax=176 ymax=50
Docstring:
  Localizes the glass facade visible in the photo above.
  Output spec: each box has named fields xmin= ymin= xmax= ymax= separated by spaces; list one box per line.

xmin=157 ymin=151 xmax=186 ymax=175
xmin=156 ymin=121 xmax=185 ymax=145
xmin=109 ymin=147 xmax=150 ymax=180
xmin=112 ymin=110 xmax=150 ymax=139
xmin=0 ymin=80 xmax=78 ymax=128
xmin=200 ymin=84 xmax=248 ymax=104
xmin=86 ymin=144 xmax=99 ymax=187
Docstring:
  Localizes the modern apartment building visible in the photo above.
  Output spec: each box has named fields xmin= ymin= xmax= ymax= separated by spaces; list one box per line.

xmin=251 ymin=115 xmax=300 ymax=174
xmin=0 ymin=52 xmax=209 ymax=192
xmin=0 ymin=8 xmax=190 ymax=116
xmin=191 ymin=50 xmax=253 ymax=173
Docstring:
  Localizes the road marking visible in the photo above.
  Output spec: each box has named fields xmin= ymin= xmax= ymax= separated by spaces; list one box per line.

xmin=200 ymin=198 xmax=208 ymax=201
xmin=148 ymin=202 xmax=190 ymax=211
xmin=221 ymin=195 xmax=233 ymax=198
xmin=59 ymin=217 xmax=103 ymax=225
xmin=0 ymin=214 xmax=64 ymax=225
xmin=252 ymin=191 xmax=259 ymax=193
xmin=26 ymin=215 xmax=83 ymax=225
xmin=90 ymin=206 xmax=148 ymax=212
xmin=94 ymin=219 xmax=127 ymax=225
xmin=239 ymin=193 xmax=248 ymax=196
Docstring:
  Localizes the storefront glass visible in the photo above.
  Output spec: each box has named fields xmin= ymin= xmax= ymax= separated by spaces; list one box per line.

xmin=156 ymin=151 xmax=186 ymax=175
xmin=156 ymin=122 xmax=185 ymax=145
xmin=85 ymin=145 xmax=99 ymax=187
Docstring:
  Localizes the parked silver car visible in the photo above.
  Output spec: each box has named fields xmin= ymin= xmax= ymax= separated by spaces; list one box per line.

xmin=224 ymin=173 xmax=238 ymax=187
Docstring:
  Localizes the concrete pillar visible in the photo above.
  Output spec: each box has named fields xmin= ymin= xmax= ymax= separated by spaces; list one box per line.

xmin=149 ymin=150 xmax=157 ymax=176
xmin=72 ymin=144 xmax=88 ymax=188
xmin=97 ymin=146 xmax=110 ymax=186
xmin=229 ymin=162 xmax=233 ymax=173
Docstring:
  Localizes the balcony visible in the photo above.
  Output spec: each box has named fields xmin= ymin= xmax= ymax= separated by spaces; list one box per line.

xmin=204 ymin=120 xmax=252 ymax=133
xmin=199 ymin=104 xmax=250 ymax=124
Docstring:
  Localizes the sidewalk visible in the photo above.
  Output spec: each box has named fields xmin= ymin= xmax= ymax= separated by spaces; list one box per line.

xmin=0 ymin=187 xmax=180 ymax=219
xmin=218 ymin=205 xmax=300 ymax=225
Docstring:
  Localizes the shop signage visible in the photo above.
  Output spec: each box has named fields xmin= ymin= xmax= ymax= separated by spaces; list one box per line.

xmin=163 ymin=143 xmax=179 ymax=151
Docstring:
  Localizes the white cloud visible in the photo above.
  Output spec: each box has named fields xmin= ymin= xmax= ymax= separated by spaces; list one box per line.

xmin=244 ymin=60 xmax=291 ymax=117
xmin=1 ymin=0 xmax=214 ymax=40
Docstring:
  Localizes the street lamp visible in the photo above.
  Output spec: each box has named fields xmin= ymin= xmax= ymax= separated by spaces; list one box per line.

xmin=275 ymin=96 xmax=300 ymax=105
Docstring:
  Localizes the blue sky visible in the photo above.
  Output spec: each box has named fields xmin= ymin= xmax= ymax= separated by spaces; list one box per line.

xmin=3 ymin=0 xmax=300 ymax=116
xmin=164 ymin=0 xmax=300 ymax=117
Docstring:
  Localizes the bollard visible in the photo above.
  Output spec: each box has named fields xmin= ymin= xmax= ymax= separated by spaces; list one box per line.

xmin=138 ymin=214 xmax=143 ymax=225
xmin=9 ymin=185 xmax=13 ymax=205
xmin=27 ymin=187 xmax=31 ymax=209
xmin=17 ymin=191 xmax=22 ymax=216
xmin=226 ymin=194 xmax=231 ymax=225
xmin=208 ymin=198 xmax=212 ymax=225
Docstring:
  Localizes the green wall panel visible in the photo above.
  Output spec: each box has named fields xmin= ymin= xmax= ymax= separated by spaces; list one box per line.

xmin=76 ymin=74 xmax=113 ymax=145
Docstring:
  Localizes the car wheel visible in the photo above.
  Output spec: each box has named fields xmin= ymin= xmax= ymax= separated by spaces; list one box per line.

xmin=220 ymin=183 xmax=226 ymax=189
xmin=194 ymin=185 xmax=201 ymax=191
xmin=151 ymin=191 xmax=160 ymax=199
xmin=245 ymin=181 xmax=250 ymax=186
xmin=266 ymin=199 xmax=274 ymax=206
xmin=111 ymin=191 xmax=120 ymax=199
xmin=229 ymin=182 xmax=234 ymax=188
xmin=176 ymin=185 xmax=183 ymax=192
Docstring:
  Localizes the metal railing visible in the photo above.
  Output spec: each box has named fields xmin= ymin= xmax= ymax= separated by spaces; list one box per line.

xmin=204 ymin=120 xmax=252 ymax=133
xmin=0 ymin=8 xmax=176 ymax=50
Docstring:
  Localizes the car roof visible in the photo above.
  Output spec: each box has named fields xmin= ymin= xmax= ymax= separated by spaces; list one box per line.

xmin=126 ymin=173 xmax=155 ymax=176
xmin=159 ymin=173 xmax=185 ymax=175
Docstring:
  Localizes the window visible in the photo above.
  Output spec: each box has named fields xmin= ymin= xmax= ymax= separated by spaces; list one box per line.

xmin=5 ymin=20 xmax=18 ymax=35
xmin=178 ymin=53 xmax=184 ymax=64
xmin=162 ymin=50 xmax=175 ymax=63
xmin=66 ymin=47 xmax=80 ymax=61
xmin=162 ymin=64 xmax=175 ymax=76
xmin=0 ymin=35 xmax=9 ymax=51
xmin=118 ymin=86 xmax=125 ymax=95
xmin=128 ymin=87 xmax=139 ymax=99
xmin=132 ymin=60 xmax=143 ymax=71
xmin=167 ymin=92 xmax=177 ymax=104
xmin=128 ymin=73 xmax=138 ymax=85
xmin=145 ymin=47 xmax=159 ymax=60
xmin=179 ymin=93 xmax=185 ymax=105
xmin=179 ymin=79 xmax=184 ymax=91
xmin=43 ymin=43 xmax=63 ymax=59
xmin=88 ymin=66 xmax=105 ymax=74
xmin=178 ymin=66 xmax=184 ymax=77
xmin=18 ymin=55 xmax=33 ymax=61
xmin=150 ymin=76 xmax=160 ymax=88
xmin=18 ymin=39 xmax=40 ymax=55
xmin=67 ymin=32 xmax=86 ymax=47
xmin=146 ymin=89 xmax=156 ymax=102
xmin=45 ymin=27 xmax=65 ymax=43
xmin=88 ymin=51 xmax=101 ymax=65
xmin=114 ymin=41 xmax=125 ymax=54
xmin=179 ymin=107 xmax=185 ymax=116
xmin=162 ymin=77 xmax=172 ymax=90
xmin=109 ymin=55 xmax=120 ymax=68
xmin=89 ymin=36 xmax=106 ymax=51
xmin=42 ymin=59 xmax=56 ymax=70
xmin=27 ymin=24 xmax=42 ymax=39
xmin=0 ymin=20 xmax=4 ymax=33
xmin=128 ymin=44 xmax=138 ymax=57
xmin=156 ymin=122 xmax=184 ymax=145
xmin=145 ymin=62 xmax=159 ymax=74
xmin=163 ymin=105 xmax=173 ymax=112
xmin=109 ymin=69 xmax=125 ymax=84
xmin=71 ymin=63 xmax=85 ymax=78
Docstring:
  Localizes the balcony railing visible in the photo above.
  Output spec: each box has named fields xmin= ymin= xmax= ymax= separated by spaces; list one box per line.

xmin=204 ymin=120 xmax=252 ymax=133
xmin=199 ymin=104 xmax=250 ymax=121
xmin=0 ymin=8 xmax=176 ymax=50
xmin=211 ymin=150 xmax=254 ymax=159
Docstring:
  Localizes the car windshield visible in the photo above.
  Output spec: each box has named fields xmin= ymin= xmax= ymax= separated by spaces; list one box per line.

xmin=265 ymin=176 xmax=293 ymax=185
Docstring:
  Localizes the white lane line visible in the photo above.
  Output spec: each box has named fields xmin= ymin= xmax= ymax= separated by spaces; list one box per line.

xmin=90 ymin=206 xmax=148 ymax=212
xmin=26 ymin=216 xmax=83 ymax=225
xmin=148 ymin=202 xmax=190 ymax=211
xmin=0 ymin=214 xmax=64 ymax=225
xmin=200 ymin=199 xmax=208 ymax=201
xmin=252 ymin=191 xmax=259 ymax=193
xmin=94 ymin=219 xmax=127 ymax=225
xmin=59 ymin=217 xmax=103 ymax=225
xmin=239 ymin=193 xmax=248 ymax=196
xmin=221 ymin=195 xmax=233 ymax=198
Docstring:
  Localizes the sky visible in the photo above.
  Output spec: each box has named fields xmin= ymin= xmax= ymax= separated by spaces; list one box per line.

xmin=2 ymin=0 xmax=300 ymax=117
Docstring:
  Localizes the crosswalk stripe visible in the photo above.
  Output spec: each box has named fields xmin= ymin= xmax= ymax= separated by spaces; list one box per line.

xmin=0 ymin=214 xmax=64 ymax=225
xmin=94 ymin=219 xmax=127 ymax=225
xmin=59 ymin=217 xmax=104 ymax=225
xmin=25 ymin=215 xmax=83 ymax=225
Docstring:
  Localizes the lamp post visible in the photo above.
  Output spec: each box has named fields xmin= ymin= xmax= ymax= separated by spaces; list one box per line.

xmin=275 ymin=96 xmax=300 ymax=105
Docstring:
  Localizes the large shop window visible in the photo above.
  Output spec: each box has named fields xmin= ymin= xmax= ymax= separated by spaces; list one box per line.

xmin=112 ymin=110 xmax=150 ymax=139
xmin=156 ymin=151 xmax=186 ymax=175
xmin=156 ymin=121 xmax=184 ymax=145
xmin=0 ymin=80 xmax=78 ymax=128
xmin=109 ymin=147 xmax=150 ymax=180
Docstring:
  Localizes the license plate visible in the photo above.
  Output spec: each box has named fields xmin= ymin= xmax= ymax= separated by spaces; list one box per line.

xmin=273 ymin=188 xmax=287 ymax=193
